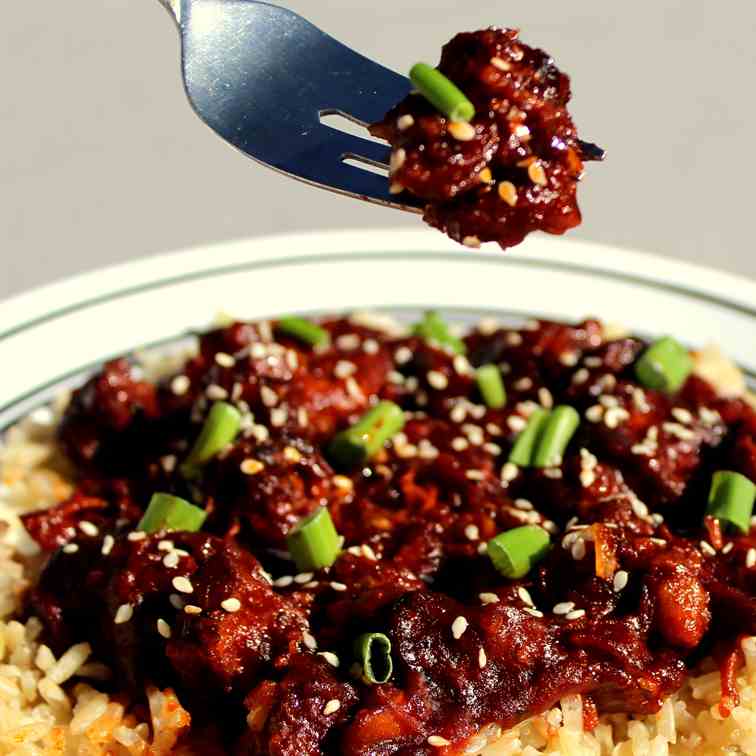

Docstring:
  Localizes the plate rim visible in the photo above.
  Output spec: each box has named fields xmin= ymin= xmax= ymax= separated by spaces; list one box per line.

xmin=2 ymin=229 xmax=756 ymax=336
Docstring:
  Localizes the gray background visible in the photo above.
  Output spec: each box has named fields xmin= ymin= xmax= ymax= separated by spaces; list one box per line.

xmin=2 ymin=1 xmax=754 ymax=300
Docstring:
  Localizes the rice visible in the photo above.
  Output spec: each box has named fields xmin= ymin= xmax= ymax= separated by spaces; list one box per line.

xmin=0 ymin=409 xmax=191 ymax=754
xmin=0 ymin=328 xmax=754 ymax=754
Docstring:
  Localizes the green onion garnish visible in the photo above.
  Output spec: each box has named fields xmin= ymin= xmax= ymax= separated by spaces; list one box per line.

xmin=276 ymin=316 xmax=330 ymax=348
xmin=413 ymin=311 xmax=466 ymax=355
xmin=487 ymin=525 xmax=551 ymax=579
xmin=508 ymin=409 xmax=549 ymax=466
xmin=286 ymin=507 xmax=341 ymax=571
xmin=409 ymin=63 xmax=475 ymax=122
xmin=476 ymin=364 xmax=507 ymax=409
xmin=354 ymin=632 xmax=393 ymax=684
xmin=531 ymin=406 xmax=580 ymax=468
xmin=635 ymin=337 xmax=692 ymax=393
xmin=138 ymin=493 xmax=207 ymax=534
xmin=180 ymin=401 xmax=242 ymax=479
xmin=706 ymin=470 xmax=756 ymax=534
xmin=328 ymin=401 xmax=405 ymax=468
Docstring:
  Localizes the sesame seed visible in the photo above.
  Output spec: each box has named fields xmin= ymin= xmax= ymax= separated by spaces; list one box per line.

xmin=462 ymin=235 xmax=481 ymax=248
xmin=527 ymin=161 xmax=547 ymax=186
xmin=323 ymin=699 xmax=341 ymax=716
xmin=206 ymin=384 xmax=228 ymax=401
xmin=671 ymin=407 xmax=693 ymax=424
xmin=514 ymin=377 xmax=533 ymax=391
xmin=604 ymin=407 xmax=630 ymax=429
xmin=553 ymin=601 xmax=575 ymax=615
xmin=184 ymin=605 xmax=202 ymax=615
xmin=448 ymin=121 xmax=476 ymax=141
xmin=507 ymin=415 xmax=527 ymax=433
xmin=491 ymin=56 xmax=511 ymax=71
xmin=514 ymin=498 xmax=533 ymax=511
xmin=700 ymin=541 xmax=716 ymax=557
xmin=333 ymin=475 xmax=353 ymax=492
xmin=169 ymin=593 xmax=185 ymax=610
xmin=500 ymin=462 xmax=519 ymax=483
xmin=389 ymin=148 xmax=406 ymax=174
xmin=260 ymin=385 xmax=278 ymax=408
xmin=631 ymin=499 xmax=649 ymax=518
xmin=114 ymin=604 xmax=133 ymax=624
xmin=274 ymin=576 xmax=294 ymax=588
xmin=318 ymin=651 xmax=340 ymax=667
xmin=478 ymin=648 xmax=487 ymax=668
xmin=537 ymin=387 xmax=553 ymax=409
xmin=505 ymin=332 xmax=523 ymax=347
xmin=361 ymin=544 xmax=378 ymax=561
xmin=172 ymin=576 xmax=193 ymax=594
xmin=303 ymin=632 xmax=318 ymax=650
xmin=746 ymin=548 xmax=756 ymax=568
xmin=565 ymin=609 xmax=586 ymax=621
xmin=572 ymin=368 xmax=590 ymax=385
xmin=62 ymin=543 xmax=79 ymax=554
xmin=465 ymin=470 xmax=485 ymax=481
xmin=524 ymin=607 xmax=544 ymax=618
xmin=127 ymin=531 xmax=146 ymax=542
xmin=171 ymin=375 xmax=190 ymax=396
xmin=163 ymin=551 xmax=180 ymax=568
xmin=479 ymin=592 xmax=499 ymax=605
xmin=397 ymin=114 xmax=415 ymax=131
xmin=270 ymin=406 xmax=288 ymax=427
xmin=478 ymin=167 xmax=493 ymax=184
xmin=334 ymin=360 xmax=357 ymax=379
xmin=294 ymin=572 xmax=314 ymax=584
xmin=452 ymin=437 xmax=469 ymax=451
xmin=497 ymin=181 xmax=518 ymax=207
xmin=453 ymin=355 xmax=472 ymax=376
xmin=428 ymin=735 xmax=451 ymax=747
xmin=394 ymin=346 xmax=413 ymax=365
xmin=560 ymin=351 xmax=579 ymax=366
xmin=215 ymin=352 xmax=235 ymax=368
xmin=571 ymin=539 xmax=586 ymax=560
xmin=483 ymin=442 xmax=502 ymax=456
xmin=722 ymin=542 xmax=734 ymax=555
xmin=101 ymin=535 xmax=115 ymax=556
xmin=585 ymin=405 xmax=604 ymax=423
xmin=241 ymin=458 xmax=265 ymax=475
xmin=330 ymin=582 xmax=348 ymax=592
xmin=464 ymin=524 xmax=480 ymax=541
xmin=345 ymin=377 xmax=364 ymax=400
xmin=283 ymin=446 xmax=302 ymax=463
xmin=427 ymin=371 xmax=449 ymax=390
xmin=221 ymin=597 xmax=241 ymax=613
xmin=451 ymin=616 xmax=469 ymax=639
xmin=157 ymin=619 xmax=172 ymax=638
xmin=613 ymin=571 xmax=629 ymax=592
xmin=517 ymin=587 xmax=534 ymax=606
xmin=363 ymin=339 xmax=380 ymax=355
xmin=78 ymin=520 xmax=99 ymax=537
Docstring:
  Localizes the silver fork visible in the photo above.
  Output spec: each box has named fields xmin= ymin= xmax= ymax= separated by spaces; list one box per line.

xmin=157 ymin=0 xmax=604 ymax=213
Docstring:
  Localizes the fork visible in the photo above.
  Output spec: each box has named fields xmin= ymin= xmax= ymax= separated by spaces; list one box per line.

xmin=157 ymin=0 xmax=604 ymax=213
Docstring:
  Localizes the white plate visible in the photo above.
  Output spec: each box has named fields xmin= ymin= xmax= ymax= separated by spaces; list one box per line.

xmin=1 ymin=228 xmax=755 ymax=430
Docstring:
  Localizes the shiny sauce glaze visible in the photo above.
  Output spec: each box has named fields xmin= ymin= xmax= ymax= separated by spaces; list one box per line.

xmin=371 ymin=29 xmax=601 ymax=250
xmin=21 ymin=315 xmax=756 ymax=755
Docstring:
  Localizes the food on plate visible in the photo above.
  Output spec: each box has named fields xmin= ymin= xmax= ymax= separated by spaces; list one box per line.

xmin=2 ymin=312 xmax=756 ymax=754
xmin=371 ymin=28 xmax=603 ymax=250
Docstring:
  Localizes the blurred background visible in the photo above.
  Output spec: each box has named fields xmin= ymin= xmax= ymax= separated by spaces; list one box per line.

xmin=2 ymin=0 xmax=755 ymax=299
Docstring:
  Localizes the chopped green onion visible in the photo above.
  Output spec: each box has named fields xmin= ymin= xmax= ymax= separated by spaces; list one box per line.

xmin=707 ymin=470 xmax=756 ymax=534
xmin=413 ymin=311 xmax=466 ymax=355
xmin=138 ymin=493 xmax=207 ymax=534
xmin=276 ymin=316 xmax=330 ymax=348
xmin=531 ymin=405 xmax=580 ymax=468
xmin=286 ymin=507 xmax=341 ymax=571
xmin=180 ymin=401 xmax=241 ymax=479
xmin=635 ymin=337 xmax=692 ymax=393
xmin=328 ymin=401 xmax=406 ymax=468
xmin=508 ymin=409 xmax=549 ymax=466
xmin=476 ymin=364 xmax=506 ymax=409
xmin=354 ymin=632 xmax=393 ymax=684
xmin=487 ymin=525 xmax=551 ymax=579
xmin=409 ymin=63 xmax=476 ymax=122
